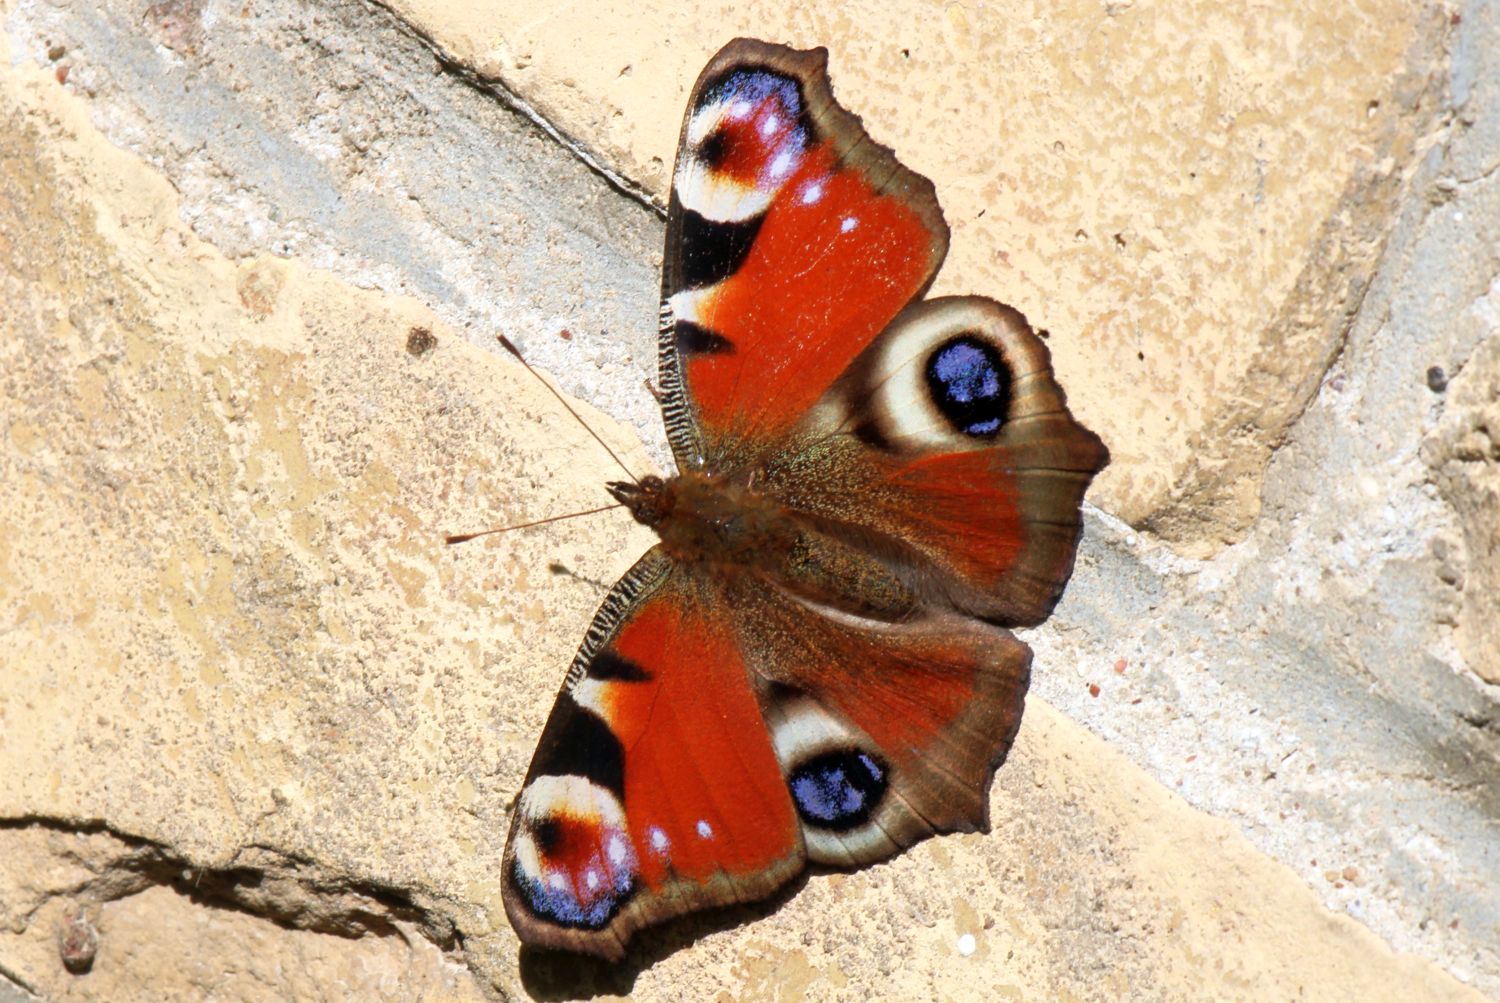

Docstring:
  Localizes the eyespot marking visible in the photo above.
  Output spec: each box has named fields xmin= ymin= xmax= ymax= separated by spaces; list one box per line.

xmin=509 ymin=776 xmax=638 ymax=930
xmin=925 ymin=336 xmax=1010 ymax=438
xmin=675 ymin=66 xmax=813 ymax=224
xmin=788 ymin=749 xmax=889 ymax=831
xmin=698 ymin=129 xmax=731 ymax=171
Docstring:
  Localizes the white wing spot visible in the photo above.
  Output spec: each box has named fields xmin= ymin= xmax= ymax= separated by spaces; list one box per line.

xmin=801 ymin=182 xmax=824 ymax=205
xmin=761 ymin=114 xmax=779 ymax=137
xmin=769 ymin=150 xmax=795 ymax=179
xmin=648 ymin=826 xmax=670 ymax=853
xmin=585 ymin=870 xmax=600 ymax=891
xmin=607 ymin=834 xmax=628 ymax=867
xmin=841 ymin=216 xmax=859 ymax=233
xmin=547 ymin=873 xmax=567 ymax=892
xmin=696 ymin=819 xmax=714 ymax=839
xmin=730 ymin=99 xmax=753 ymax=120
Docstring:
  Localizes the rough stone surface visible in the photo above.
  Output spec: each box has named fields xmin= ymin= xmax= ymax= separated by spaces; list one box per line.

xmin=1030 ymin=3 xmax=1500 ymax=980
xmin=1 ymin=0 xmax=1497 ymax=1000
xmin=1426 ymin=330 xmax=1500 ymax=682
xmin=1422 ymin=5 xmax=1500 ymax=680
xmin=0 ymin=827 xmax=488 ymax=1002
xmin=7 ymin=0 xmax=671 ymax=465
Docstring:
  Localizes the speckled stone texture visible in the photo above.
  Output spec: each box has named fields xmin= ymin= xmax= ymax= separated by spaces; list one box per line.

xmin=1 ymin=0 xmax=1496 ymax=1000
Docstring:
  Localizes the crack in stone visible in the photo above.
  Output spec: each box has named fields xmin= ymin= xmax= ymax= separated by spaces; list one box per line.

xmin=363 ymin=0 xmax=667 ymax=220
xmin=0 ymin=817 xmax=457 ymax=950
xmin=0 ymin=962 xmax=42 ymax=1000
xmin=1456 ymin=155 xmax=1500 ymax=186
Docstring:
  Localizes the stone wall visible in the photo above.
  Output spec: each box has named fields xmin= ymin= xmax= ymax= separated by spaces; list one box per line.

xmin=1 ymin=0 xmax=1495 ymax=999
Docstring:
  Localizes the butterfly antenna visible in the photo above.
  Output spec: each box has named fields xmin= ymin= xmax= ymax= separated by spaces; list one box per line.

xmin=494 ymin=334 xmax=641 ymax=486
xmin=445 ymin=502 xmax=624 ymax=545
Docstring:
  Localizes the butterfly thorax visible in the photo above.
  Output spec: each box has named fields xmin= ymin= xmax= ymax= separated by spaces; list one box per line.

xmin=608 ymin=471 xmax=921 ymax=620
xmin=607 ymin=471 xmax=795 ymax=568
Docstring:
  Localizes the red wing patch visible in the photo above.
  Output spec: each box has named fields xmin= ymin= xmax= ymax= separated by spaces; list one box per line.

xmin=606 ymin=599 xmax=798 ymax=887
xmin=773 ymin=438 xmax=1100 ymax=627
xmin=880 ymin=449 xmax=1027 ymax=592
xmin=683 ymin=144 xmax=936 ymax=452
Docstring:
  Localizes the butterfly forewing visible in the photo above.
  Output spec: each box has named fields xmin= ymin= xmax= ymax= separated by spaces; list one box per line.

xmin=502 ymin=551 xmax=804 ymax=960
xmin=660 ymin=39 xmax=948 ymax=471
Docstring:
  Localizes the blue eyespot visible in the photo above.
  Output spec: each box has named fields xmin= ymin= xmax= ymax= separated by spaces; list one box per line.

xmin=709 ymin=70 xmax=805 ymax=132
xmin=510 ymin=853 xmax=634 ymax=930
xmin=788 ymin=749 xmax=888 ymax=830
xmin=925 ymin=337 xmax=1010 ymax=438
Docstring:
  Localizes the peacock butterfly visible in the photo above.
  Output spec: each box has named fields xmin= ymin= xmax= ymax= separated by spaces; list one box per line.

xmin=499 ymin=38 xmax=1107 ymax=960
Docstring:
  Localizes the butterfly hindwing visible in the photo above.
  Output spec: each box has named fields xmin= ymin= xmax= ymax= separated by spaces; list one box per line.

xmin=770 ymin=296 xmax=1109 ymax=626
xmin=729 ymin=574 xmax=1033 ymax=867
xmin=660 ymin=38 xmax=949 ymax=471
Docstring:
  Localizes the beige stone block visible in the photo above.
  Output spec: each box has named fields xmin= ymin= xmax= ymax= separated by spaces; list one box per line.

xmin=381 ymin=0 xmax=1450 ymax=553
xmin=1425 ymin=331 xmax=1500 ymax=684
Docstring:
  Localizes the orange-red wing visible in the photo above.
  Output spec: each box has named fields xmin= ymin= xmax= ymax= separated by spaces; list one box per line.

xmin=659 ymin=40 xmax=948 ymax=470
xmin=776 ymin=440 xmax=1101 ymax=627
xmin=501 ymin=551 xmax=801 ymax=962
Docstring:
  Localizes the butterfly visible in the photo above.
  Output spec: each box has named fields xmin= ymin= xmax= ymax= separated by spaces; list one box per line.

xmin=500 ymin=38 xmax=1107 ymax=961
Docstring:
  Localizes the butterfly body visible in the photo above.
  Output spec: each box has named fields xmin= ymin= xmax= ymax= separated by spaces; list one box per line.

xmin=501 ymin=39 xmax=1107 ymax=961
xmin=610 ymin=471 xmax=920 ymax=621
xmin=609 ymin=471 xmax=791 ymax=567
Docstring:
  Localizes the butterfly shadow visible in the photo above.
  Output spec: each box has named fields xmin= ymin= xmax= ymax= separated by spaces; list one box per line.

xmin=516 ymin=869 xmax=814 ymax=999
